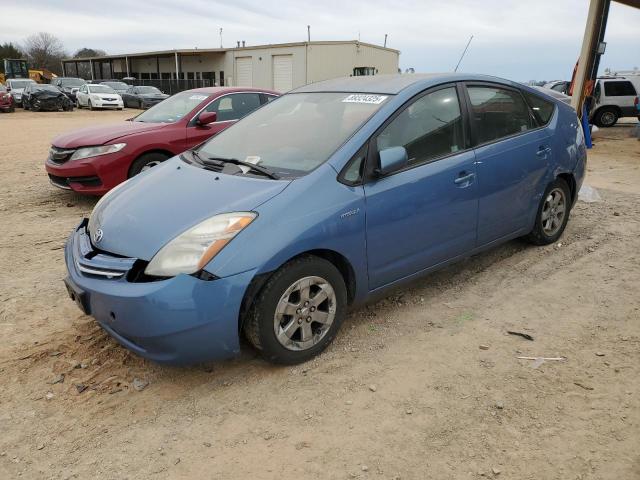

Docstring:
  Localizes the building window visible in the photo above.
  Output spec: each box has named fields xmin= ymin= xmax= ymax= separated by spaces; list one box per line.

xmin=353 ymin=67 xmax=376 ymax=76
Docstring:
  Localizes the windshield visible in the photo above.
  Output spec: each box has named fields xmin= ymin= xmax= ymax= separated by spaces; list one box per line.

xmin=60 ymin=78 xmax=85 ymax=87
xmin=34 ymin=85 xmax=59 ymax=92
xmin=103 ymin=82 xmax=128 ymax=90
xmin=89 ymin=85 xmax=116 ymax=94
xmin=134 ymin=91 xmax=208 ymax=123
xmin=198 ymin=92 xmax=389 ymax=176
xmin=138 ymin=86 xmax=162 ymax=94
xmin=9 ymin=80 xmax=33 ymax=89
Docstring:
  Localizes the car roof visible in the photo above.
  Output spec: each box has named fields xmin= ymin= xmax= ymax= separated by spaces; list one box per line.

xmin=292 ymin=73 xmax=519 ymax=94
xmin=178 ymin=86 xmax=280 ymax=95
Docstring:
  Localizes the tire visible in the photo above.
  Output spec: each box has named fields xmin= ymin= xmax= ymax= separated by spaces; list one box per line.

xmin=525 ymin=178 xmax=572 ymax=246
xmin=88 ymin=100 xmax=94 ymax=111
xmin=23 ymin=100 xmax=29 ymax=110
xmin=8 ymin=106 xmax=14 ymax=113
xmin=128 ymin=152 xmax=169 ymax=177
xmin=593 ymin=107 xmax=618 ymax=128
xmin=243 ymin=255 xmax=348 ymax=364
xmin=138 ymin=100 xmax=143 ymax=109
xmin=76 ymin=99 xmax=81 ymax=109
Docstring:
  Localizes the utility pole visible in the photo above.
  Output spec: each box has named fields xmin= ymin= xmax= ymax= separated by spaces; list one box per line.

xmin=219 ymin=28 xmax=223 ymax=48
xmin=454 ymin=35 xmax=474 ymax=72
xmin=307 ymin=25 xmax=311 ymax=42
xmin=384 ymin=34 xmax=388 ymax=48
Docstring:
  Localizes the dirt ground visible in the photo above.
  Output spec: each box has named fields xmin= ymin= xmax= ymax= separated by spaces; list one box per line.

xmin=0 ymin=108 xmax=638 ymax=480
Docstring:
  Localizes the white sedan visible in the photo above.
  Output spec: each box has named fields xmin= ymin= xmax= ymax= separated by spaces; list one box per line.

xmin=76 ymin=83 xmax=124 ymax=110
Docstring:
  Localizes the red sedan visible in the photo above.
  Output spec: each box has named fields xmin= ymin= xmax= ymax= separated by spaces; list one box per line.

xmin=0 ymin=85 xmax=14 ymax=112
xmin=45 ymin=87 xmax=279 ymax=195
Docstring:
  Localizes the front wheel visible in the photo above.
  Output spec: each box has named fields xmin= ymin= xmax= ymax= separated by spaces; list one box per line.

xmin=88 ymin=100 xmax=94 ymax=111
xmin=243 ymin=255 xmax=348 ymax=364
xmin=76 ymin=99 xmax=81 ymax=109
xmin=128 ymin=152 xmax=169 ymax=177
xmin=525 ymin=178 xmax=571 ymax=246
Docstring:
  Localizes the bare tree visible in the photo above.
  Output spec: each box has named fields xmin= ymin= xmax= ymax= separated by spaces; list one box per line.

xmin=22 ymin=32 xmax=67 ymax=74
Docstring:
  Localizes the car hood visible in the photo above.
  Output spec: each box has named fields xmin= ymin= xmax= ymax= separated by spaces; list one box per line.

xmin=88 ymin=157 xmax=291 ymax=261
xmin=32 ymin=90 xmax=65 ymax=99
xmin=10 ymin=88 xmax=25 ymax=95
xmin=53 ymin=121 xmax=167 ymax=148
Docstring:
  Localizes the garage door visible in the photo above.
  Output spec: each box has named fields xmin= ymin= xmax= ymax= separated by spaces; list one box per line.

xmin=236 ymin=57 xmax=253 ymax=87
xmin=272 ymin=55 xmax=293 ymax=92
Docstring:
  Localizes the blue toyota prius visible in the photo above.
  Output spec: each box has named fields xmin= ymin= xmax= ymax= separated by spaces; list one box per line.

xmin=64 ymin=73 xmax=586 ymax=365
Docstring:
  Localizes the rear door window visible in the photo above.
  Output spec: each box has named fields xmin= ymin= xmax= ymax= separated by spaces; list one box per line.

xmin=206 ymin=93 xmax=262 ymax=121
xmin=522 ymin=91 xmax=555 ymax=126
xmin=604 ymin=81 xmax=637 ymax=96
xmin=467 ymin=86 xmax=535 ymax=145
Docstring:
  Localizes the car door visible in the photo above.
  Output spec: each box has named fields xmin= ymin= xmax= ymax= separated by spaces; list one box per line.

xmin=363 ymin=84 xmax=478 ymax=290
xmin=77 ymin=85 xmax=86 ymax=106
xmin=122 ymin=87 xmax=133 ymax=107
xmin=463 ymin=83 xmax=551 ymax=246
xmin=186 ymin=92 xmax=262 ymax=146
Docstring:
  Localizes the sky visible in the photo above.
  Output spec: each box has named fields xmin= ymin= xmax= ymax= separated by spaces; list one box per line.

xmin=0 ymin=0 xmax=638 ymax=81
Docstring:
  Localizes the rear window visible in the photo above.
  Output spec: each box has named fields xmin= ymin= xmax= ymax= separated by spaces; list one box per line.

xmin=523 ymin=91 xmax=555 ymax=125
xmin=604 ymin=81 xmax=636 ymax=96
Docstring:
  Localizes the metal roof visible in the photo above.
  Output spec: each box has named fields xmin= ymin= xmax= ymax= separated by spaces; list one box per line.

xmin=63 ymin=40 xmax=400 ymax=62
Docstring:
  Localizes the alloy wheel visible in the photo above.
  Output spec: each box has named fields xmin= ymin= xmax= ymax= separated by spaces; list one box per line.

xmin=273 ymin=276 xmax=336 ymax=351
xmin=541 ymin=187 xmax=566 ymax=236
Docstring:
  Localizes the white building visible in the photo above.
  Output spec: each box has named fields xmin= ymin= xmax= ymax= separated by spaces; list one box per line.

xmin=63 ymin=40 xmax=400 ymax=92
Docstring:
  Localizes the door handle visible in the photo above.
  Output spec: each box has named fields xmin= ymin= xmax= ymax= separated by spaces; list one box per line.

xmin=536 ymin=146 xmax=551 ymax=157
xmin=454 ymin=172 xmax=475 ymax=186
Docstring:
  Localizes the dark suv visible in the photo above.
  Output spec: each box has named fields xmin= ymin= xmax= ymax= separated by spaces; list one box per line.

xmin=51 ymin=77 xmax=86 ymax=101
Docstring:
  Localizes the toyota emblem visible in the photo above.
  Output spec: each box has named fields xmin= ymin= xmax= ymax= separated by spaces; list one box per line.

xmin=93 ymin=228 xmax=104 ymax=244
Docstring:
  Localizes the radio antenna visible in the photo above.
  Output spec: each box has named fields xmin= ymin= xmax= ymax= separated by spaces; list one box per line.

xmin=454 ymin=35 xmax=474 ymax=72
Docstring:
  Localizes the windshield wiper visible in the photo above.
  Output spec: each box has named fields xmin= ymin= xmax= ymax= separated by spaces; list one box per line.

xmin=205 ymin=155 xmax=280 ymax=180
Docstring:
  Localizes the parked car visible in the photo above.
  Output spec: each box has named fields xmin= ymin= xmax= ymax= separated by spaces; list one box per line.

xmin=100 ymin=81 xmax=130 ymax=95
xmin=62 ymin=73 xmax=586 ymax=366
xmin=533 ymin=86 xmax=572 ymax=106
xmin=591 ymin=75 xmax=640 ymax=127
xmin=51 ymin=77 xmax=86 ymax=101
xmin=22 ymin=83 xmax=74 ymax=111
xmin=46 ymin=87 xmax=278 ymax=194
xmin=76 ymin=83 xmax=124 ymax=110
xmin=0 ymin=85 xmax=14 ymax=112
xmin=4 ymin=78 xmax=36 ymax=106
xmin=542 ymin=80 xmax=570 ymax=95
xmin=121 ymin=85 xmax=169 ymax=109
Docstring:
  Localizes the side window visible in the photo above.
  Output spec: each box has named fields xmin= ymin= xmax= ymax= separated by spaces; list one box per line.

xmin=522 ymin=91 xmax=555 ymax=125
xmin=260 ymin=93 xmax=278 ymax=104
xmin=376 ymin=86 xmax=464 ymax=167
xmin=340 ymin=145 xmax=368 ymax=185
xmin=604 ymin=81 xmax=637 ymax=96
xmin=468 ymin=86 xmax=535 ymax=144
xmin=207 ymin=93 xmax=261 ymax=121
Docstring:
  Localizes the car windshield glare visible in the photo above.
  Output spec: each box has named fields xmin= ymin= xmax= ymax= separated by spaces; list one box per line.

xmin=35 ymin=85 xmax=59 ymax=91
xmin=134 ymin=91 xmax=208 ymax=123
xmin=61 ymin=79 xmax=85 ymax=87
xmin=138 ymin=86 xmax=162 ymax=94
xmin=10 ymin=80 xmax=32 ymax=89
xmin=198 ymin=92 xmax=389 ymax=176
xmin=89 ymin=85 xmax=116 ymax=94
xmin=104 ymin=82 xmax=128 ymax=89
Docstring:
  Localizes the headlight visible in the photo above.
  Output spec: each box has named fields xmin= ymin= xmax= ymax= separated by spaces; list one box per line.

xmin=145 ymin=212 xmax=257 ymax=277
xmin=70 ymin=143 xmax=126 ymax=161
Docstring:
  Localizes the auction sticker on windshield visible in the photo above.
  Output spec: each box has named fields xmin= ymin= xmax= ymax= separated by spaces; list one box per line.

xmin=342 ymin=94 xmax=388 ymax=104
xmin=189 ymin=95 xmax=209 ymax=101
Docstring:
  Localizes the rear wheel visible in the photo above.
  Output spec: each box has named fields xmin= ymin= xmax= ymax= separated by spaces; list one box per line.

xmin=128 ymin=152 xmax=169 ymax=177
xmin=594 ymin=107 xmax=618 ymax=127
xmin=243 ymin=255 xmax=348 ymax=364
xmin=525 ymin=178 xmax=571 ymax=246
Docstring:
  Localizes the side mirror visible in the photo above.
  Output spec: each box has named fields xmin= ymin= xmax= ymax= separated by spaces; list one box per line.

xmin=197 ymin=111 xmax=217 ymax=126
xmin=376 ymin=146 xmax=408 ymax=176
